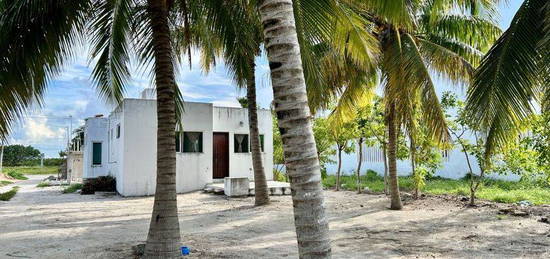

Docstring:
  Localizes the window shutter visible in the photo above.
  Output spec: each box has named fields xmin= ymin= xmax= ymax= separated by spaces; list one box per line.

xmin=92 ymin=143 xmax=102 ymax=165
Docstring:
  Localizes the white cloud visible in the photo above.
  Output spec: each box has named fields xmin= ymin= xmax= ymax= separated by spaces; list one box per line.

xmin=24 ymin=118 xmax=67 ymax=143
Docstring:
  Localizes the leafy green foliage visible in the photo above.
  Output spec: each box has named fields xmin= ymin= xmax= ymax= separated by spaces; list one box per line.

xmin=322 ymin=173 xmax=550 ymax=205
xmin=312 ymin=117 xmax=336 ymax=174
xmin=0 ymin=186 xmax=19 ymax=201
xmin=1 ymin=145 xmax=41 ymax=166
xmin=63 ymin=183 xmax=83 ymax=194
xmin=3 ymin=166 xmax=59 ymax=175
xmin=4 ymin=170 xmax=28 ymax=180
xmin=0 ymin=180 xmax=13 ymax=187
xmin=36 ymin=182 xmax=51 ymax=188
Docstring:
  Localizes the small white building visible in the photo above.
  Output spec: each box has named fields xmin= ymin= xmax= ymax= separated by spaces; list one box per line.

xmin=82 ymin=93 xmax=273 ymax=196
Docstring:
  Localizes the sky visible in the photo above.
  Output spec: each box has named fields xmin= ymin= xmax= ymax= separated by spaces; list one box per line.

xmin=6 ymin=1 xmax=523 ymax=158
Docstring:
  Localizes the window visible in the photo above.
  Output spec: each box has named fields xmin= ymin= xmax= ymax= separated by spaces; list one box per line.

xmin=183 ymin=132 xmax=203 ymax=153
xmin=175 ymin=132 xmax=181 ymax=152
xmin=92 ymin=142 xmax=102 ymax=165
xmin=116 ymin=124 xmax=121 ymax=138
xmin=259 ymin=134 xmax=265 ymax=152
xmin=234 ymin=134 xmax=249 ymax=153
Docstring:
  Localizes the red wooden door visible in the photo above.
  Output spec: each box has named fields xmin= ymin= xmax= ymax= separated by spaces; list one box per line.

xmin=213 ymin=133 xmax=229 ymax=179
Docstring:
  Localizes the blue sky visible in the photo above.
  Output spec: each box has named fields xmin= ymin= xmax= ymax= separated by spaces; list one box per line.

xmin=6 ymin=1 xmax=523 ymax=157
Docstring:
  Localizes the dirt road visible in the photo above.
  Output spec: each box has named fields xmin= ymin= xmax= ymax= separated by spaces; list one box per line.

xmin=1 ymin=176 xmax=549 ymax=258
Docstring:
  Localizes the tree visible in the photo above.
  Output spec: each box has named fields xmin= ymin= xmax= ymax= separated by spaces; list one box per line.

xmin=313 ymin=117 xmax=336 ymax=178
xmin=1 ymin=145 xmax=42 ymax=166
xmin=186 ymin=1 xmax=270 ymax=206
xmin=442 ymin=91 xmax=490 ymax=205
xmin=331 ymin=0 xmax=501 ymax=210
xmin=466 ymin=0 xmax=550 ymax=162
xmin=257 ymin=0 xmax=335 ymax=256
xmin=0 ymin=0 xmax=195 ymax=256
xmin=327 ymin=118 xmax=356 ymax=191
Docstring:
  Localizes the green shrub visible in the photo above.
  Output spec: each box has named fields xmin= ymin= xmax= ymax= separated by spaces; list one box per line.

xmin=3 ymin=166 xmax=59 ymax=175
xmin=273 ymin=168 xmax=288 ymax=182
xmin=36 ymin=182 xmax=51 ymax=188
xmin=0 ymin=186 xmax=19 ymax=201
xmin=0 ymin=180 xmax=13 ymax=187
xmin=81 ymin=176 xmax=116 ymax=195
xmin=63 ymin=183 xmax=83 ymax=194
xmin=5 ymin=170 xmax=28 ymax=180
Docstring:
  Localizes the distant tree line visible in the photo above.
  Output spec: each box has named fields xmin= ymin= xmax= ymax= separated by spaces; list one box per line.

xmin=1 ymin=145 xmax=63 ymax=167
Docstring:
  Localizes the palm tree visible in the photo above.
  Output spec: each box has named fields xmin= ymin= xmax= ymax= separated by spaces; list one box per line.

xmin=0 ymin=0 xmax=196 ymax=256
xmin=179 ymin=1 xmax=271 ymax=205
xmin=257 ymin=0 xmax=329 ymax=257
xmin=311 ymin=0 xmax=501 ymax=209
xmin=465 ymin=0 xmax=549 ymax=161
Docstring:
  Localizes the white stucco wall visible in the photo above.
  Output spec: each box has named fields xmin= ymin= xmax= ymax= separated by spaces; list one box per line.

xmin=119 ymin=99 xmax=157 ymax=196
xmin=213 ymin=107 xmax=274 ymax=181
xmin=325 ymin=142 xmax=521 ymax=181
xmin=177 ymin=102 xmax=214 ymax=192
xmin=67 ymin=151 xmax=83 ymax=183
xmin=83 ymin=117 xmax=110 ymax=179
xmin=108 ymin=106 xmax=124 ymax=193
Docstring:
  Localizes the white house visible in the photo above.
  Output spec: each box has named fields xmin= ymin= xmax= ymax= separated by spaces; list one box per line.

xmin=82 ymin=92 xmax=273 ymax=196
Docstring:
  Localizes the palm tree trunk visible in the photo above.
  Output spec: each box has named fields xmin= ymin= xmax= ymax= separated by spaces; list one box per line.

xmin=144 ymin=1 xmax=181 ymax=257
xmin=387 ymin=103 xmax=403 ymax=210
xmin=257 ymin=0 xmax=331 ymax=257
xmin=336 ymin=146 xmax=342 ymax=191
xmin=246 ymin=59 xmax=270 ymax=206
xmin=356 ymin=138 xmax=363 ymax=193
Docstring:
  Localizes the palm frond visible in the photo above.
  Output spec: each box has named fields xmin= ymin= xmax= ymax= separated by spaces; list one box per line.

xmin=383 ymin=32 xmax=450 ymax=143
xmin=420 ymin=13 xmax=501 ymax=52
xmin=0 ymin=0 xmax=92 ymax=139
xmin=465 ymin=0 xmax=546 ymax=156
xmin=417 ymin=38 xmax=474 ymax=85
xmin=89 ymin=0 xmax=134 ymax=104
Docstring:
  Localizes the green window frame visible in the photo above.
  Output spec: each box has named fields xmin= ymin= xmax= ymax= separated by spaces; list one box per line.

xmin=183 ymin=132 xmax=203 ymax=153
xmin=92 ymin=142 xmax=102 ymax=165
xmin=259 ymin=135 xmax=265 ymax=152
xmin=234 ymin=134 xmax=249 ymax=153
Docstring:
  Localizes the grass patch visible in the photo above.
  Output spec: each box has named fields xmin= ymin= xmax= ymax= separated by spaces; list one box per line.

xmin=0 ymin=180 xmax=13 ymax=187
xmin=323 ymin=172 xmax=550 ymax=205
xmin=3 ymin=166 xmax=58 ymax=175
xmin=4 ymin=170 xmax=28 ymax=180
xmin=36 ymin=182 xmax=51 ymax=188
xmin=63 ymin=183 xmax=83 ymax=194
xmin=0 ymin=186 xmax=19 ymax=201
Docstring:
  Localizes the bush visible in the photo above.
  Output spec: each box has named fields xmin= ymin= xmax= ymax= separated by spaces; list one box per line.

xmin=63 ymin=183 xmax=83 ymax=193
xmin=0 ymin=180 xmax=13 ymax=187
xmin=4 ymin=170 xmax=28 ymax=180
xmin=21 ymin=158 xmax=65 ymax=167
xmin=36 ymin=182 xmax=51 ymax=188
xmin=0 ymin=186 xmax=19 ymax=201
xmin=81 ymin=176 xmax=116 ymax=195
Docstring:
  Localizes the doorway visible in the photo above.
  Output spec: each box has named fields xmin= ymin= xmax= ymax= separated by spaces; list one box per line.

xmin=213 ymin=132 xmax=229 ymax=179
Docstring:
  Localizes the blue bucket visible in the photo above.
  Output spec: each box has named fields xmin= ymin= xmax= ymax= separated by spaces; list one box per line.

xmin=181 ymin=246 xmax=190 ymax=256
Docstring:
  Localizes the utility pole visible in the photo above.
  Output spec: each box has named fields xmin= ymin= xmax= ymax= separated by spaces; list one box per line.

xmin=0 ymin=141 xmax=4 ymax=174
xmin=40 ymin=153 xmax=44 ymax=168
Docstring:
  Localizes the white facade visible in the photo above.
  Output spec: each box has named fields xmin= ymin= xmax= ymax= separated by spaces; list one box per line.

xmin=83 ymin=97 xmax=273 ymax=196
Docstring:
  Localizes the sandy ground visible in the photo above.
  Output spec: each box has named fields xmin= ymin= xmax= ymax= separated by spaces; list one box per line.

xmin=1 ymin=175 xmax=549 ymax=259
